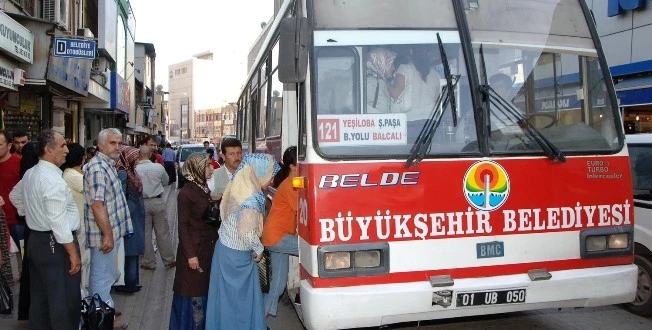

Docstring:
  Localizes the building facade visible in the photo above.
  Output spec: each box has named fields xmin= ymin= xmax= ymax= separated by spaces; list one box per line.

xmin=0 ymin=0 xmax=160 ymax=148
xmin=194 ymin=108 xmax=222 ymax=144
xmin=154 ymin=85 xmax=169 ymax=141
xmin=168 ymin=59 xmax=192 ymax=143
xmin=222 ymin=103 xmax=237 ymax=136
xmin=134 ymin=42 xmax=158 ymax=138
xmin=587 ymin=0 xmax=652 ymax=133
xmin=0 ymin=0 xmax=92 ymax=144
xmin=168 ymin=51 xmax=223 ymax=144
xmin=193 ymin=103 xmax=236 ymax=144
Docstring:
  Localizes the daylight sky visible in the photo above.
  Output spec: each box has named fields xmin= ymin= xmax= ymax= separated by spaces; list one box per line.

xmin=130 ymin=0 xmax=274 ymax=102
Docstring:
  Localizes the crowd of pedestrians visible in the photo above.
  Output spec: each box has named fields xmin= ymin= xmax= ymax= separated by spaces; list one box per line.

xmin=0 ymin=128 xmax=300 ymax=330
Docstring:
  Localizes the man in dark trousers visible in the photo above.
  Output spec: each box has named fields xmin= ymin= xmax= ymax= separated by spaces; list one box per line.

xmin=161 ymin=142 xmax=177 ymax=183
xmin=10 ymin=129 xmax=81 ymax=329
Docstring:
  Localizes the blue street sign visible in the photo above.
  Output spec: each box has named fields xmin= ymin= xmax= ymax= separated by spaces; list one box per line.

xmin=53 ymin=37 xmax=96 ymax=59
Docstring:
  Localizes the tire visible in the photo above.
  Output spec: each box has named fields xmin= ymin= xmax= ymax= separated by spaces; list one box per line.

xmin=625 ymin=254 xmax=652 ymax=316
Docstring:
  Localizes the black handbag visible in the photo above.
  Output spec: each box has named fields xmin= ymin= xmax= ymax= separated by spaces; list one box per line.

xmin=81 ymin=294 xmax=115 ymax=330
xmin=258 ymin=249 xmax=272 ymax=293
xmin=203 ymin=199 xmax=222 ymax=228
xmin=0 ymin=275 xmax=12 ymax=315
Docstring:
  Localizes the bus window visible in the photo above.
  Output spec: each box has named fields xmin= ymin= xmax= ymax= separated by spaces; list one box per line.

xmin=466 ymin=0 xmax=621 ymax=154
xmin=258 ymin=81 xmax=268 ymax=139
xmin=316 ymin=47 xmax=358 ymax=115
xmin=268 ymin=41 xmax=283 ymax=137
xmin=314 ymin=37 xmax=477 ymax=157
xmin=268 ymin=70 xmax=283 ymax=137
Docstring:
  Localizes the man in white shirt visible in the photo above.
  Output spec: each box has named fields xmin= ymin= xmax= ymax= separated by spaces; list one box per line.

xmin=211 ymin=138 xmax=242 ymax=201
xmin=10 ymin=129 xmax=81 ymax=329
xmin=135 ymin=146 xmax=175 ymax=269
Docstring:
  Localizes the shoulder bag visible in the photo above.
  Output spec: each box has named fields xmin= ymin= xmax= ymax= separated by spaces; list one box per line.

xmin=81 ymin=293 xmax=115 ymax=330
xmin=0 ymin=274 xmax=12 ymax=315
xmin=203 ymin=199 xmax=221 ymax=229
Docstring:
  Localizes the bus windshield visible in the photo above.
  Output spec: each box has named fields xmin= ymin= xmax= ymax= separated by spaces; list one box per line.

xmin=311 ymin=0 xmax=622 ymax=159
xmin=465 ymin=0 xmax=621 ymax=154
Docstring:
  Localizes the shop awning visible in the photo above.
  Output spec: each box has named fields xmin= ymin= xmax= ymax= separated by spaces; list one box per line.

xmin=615 ymin=76 xmax=652 ymax=107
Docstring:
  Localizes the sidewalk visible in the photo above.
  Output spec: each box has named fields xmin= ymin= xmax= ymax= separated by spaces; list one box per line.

xmin=0 ymin=185 xmax=178 ymax=329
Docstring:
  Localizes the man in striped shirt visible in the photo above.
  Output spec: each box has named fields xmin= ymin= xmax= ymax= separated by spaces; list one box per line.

xmin=84 ymin=128 xmax=132 ymax=329
xmin=9 ymin=129 xmax=81 ymax=329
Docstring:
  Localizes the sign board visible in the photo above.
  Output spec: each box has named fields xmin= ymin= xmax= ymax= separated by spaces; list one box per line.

xmin=53 ymin=37 xmax=96 ymax=59
xmin=0 ymin=11 xmax=33 ymax=63
xmin=0 ymin=55 xmax=17 ymax=90
xmin=13 ymin=67 xmax=24 ymax=86
xmin=608 ymin=0 xmax=646 ymax=17
xmin=317 ymin=113 xmax=407 ymax=146
xmin=111 ymin=71 xmax=130 ymax=114
xmin=47 ymin=54 xmax=91 ymax=96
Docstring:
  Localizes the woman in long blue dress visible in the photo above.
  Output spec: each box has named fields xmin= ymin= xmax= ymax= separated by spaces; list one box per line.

xmin=206 ymin=153 xmax=280 ymax=329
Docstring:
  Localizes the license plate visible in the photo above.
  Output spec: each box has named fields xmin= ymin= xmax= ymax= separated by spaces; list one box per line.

xmin=456 ymin=289 xmax=526 ymax=307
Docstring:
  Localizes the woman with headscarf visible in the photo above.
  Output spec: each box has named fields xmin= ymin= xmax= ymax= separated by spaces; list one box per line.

xmin=114 ymin=145 xmax=145 ymax=293
xmin=61 ymin=143 xmax=90 ymax=294
xmin=388 ymin=45 xmax=441 ymax=143
xmin=206 ymin=153 xmax=280 ymax=329
xmin=366 ymin=47 xmax=397 ymax=113
xmin=169 ymin=152 xmax=217 ymax=330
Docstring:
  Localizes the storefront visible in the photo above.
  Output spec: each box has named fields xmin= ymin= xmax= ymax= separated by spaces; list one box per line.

xmin=613 ymin=67 xmax=652 ymax=134
xmin=83 ymin=73 xmax=114 ymax=148
xmin=5 ymin=13 xmax=91 ymax=143
xmin=587 ymin=2 xmax=652 ymax=134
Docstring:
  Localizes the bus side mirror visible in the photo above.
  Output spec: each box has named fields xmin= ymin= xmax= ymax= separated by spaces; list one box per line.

xmin=278 ymin=17 xmax=310 ymax=83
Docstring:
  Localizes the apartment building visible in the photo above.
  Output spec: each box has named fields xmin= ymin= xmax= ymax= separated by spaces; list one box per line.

xmin=0 ymin=1 xmax=159 ymax=147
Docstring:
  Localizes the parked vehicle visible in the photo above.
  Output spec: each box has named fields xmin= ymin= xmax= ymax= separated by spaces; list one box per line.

xmin=175 ymin=143 xmax=210 ymax=188
xmin=626 ymin=133 xmax=652 ymax=316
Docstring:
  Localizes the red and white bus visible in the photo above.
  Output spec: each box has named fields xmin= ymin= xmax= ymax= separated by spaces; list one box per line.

xmin=236 ymin=0 xmax=637 ymax=329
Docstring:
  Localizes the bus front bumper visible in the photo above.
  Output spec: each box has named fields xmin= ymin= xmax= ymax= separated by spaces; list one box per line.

xmin=299 ymin=264 xmax=637 ymax=330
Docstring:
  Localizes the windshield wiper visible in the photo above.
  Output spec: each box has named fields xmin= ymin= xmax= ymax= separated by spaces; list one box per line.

xmin=487 ymin=88 xmax=566 ymax=163
xmin=478 ymin=45 xmax=491 ymax=134
xmin=439 ymin=33 xmax=458 ymax=127
xmin=405 ymin=33 xmax=459 ymax=168
xmin=405 ymin=81 xmax=455 ymax=167
xmin=477 ymin=43 xmax=565 ymax=163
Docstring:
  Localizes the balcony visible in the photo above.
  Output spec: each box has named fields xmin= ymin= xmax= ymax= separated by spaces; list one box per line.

xmin=12 ymin=0 xmax=35 ymax=16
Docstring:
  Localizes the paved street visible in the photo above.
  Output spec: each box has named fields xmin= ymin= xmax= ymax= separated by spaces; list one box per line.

xmin=268 ymin=299 xmax=652 ymax=330
xmin=2 ymin=185 xmax=652 ymax=329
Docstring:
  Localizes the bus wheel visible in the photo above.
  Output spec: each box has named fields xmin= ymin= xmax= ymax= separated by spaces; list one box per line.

xmin=625 ymin=254 xmax=652 ymax=316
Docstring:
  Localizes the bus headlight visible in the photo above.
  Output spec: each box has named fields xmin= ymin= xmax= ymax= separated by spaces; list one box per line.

xmin=355 ymin=250 xmax=381 ymax=268
xmin=318 ymin=243 xmax=389 ymax=278
xmin=608 ymin=233 xmax=629 ymax=249
xmin=580 ymin=226 xmax=633 ymax=259
xmin=325 ymin=252 xmax=351 ymax=270
xmin=586 ymin=236 xmax=607 ymax=252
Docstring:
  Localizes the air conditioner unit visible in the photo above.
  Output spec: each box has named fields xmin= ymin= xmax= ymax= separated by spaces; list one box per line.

xmin=44 ymin=0 xmax=69 ymax=30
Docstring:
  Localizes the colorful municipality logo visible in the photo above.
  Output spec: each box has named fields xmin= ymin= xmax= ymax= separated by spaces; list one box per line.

xmin=463 ymin=161 xmax=510 ymax=211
